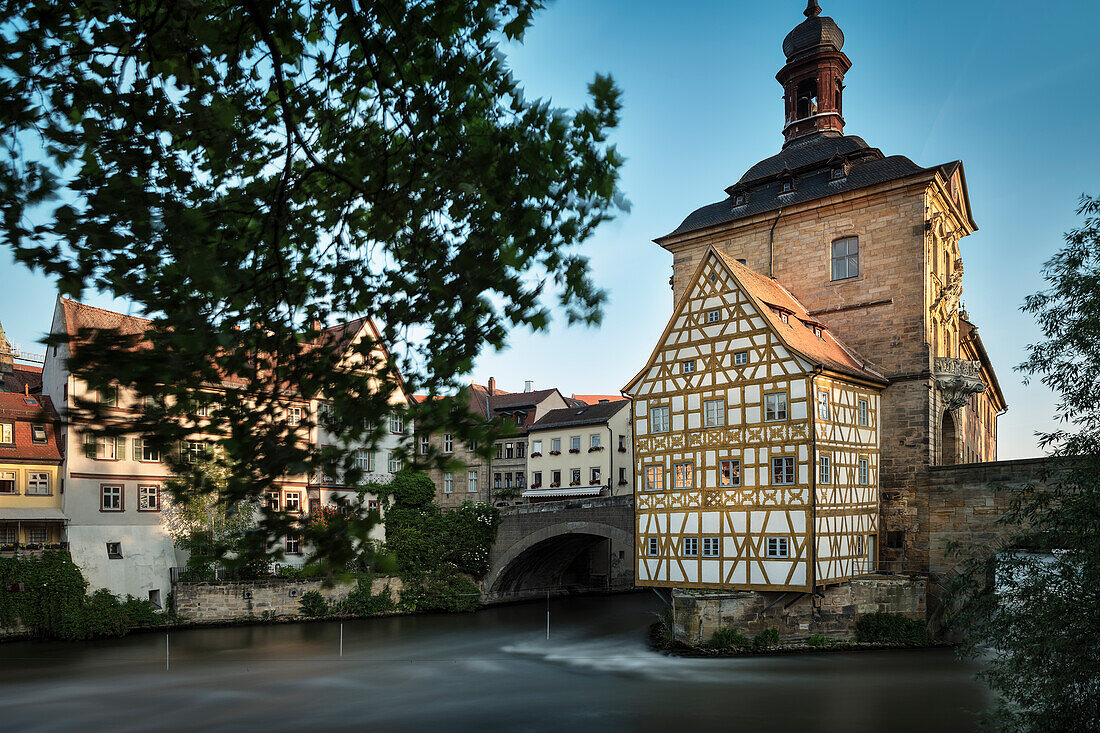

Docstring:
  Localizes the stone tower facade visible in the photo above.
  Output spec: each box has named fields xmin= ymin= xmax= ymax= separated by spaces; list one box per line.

xmin=653 ymin=2 xmax=1006 ymax=572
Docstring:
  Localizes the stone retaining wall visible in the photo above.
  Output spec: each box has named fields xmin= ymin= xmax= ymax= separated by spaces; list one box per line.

xmin=173 ymin=576 xmax=402 ymax=622
xmin=672 ymin=574 xmax=926 ymax=645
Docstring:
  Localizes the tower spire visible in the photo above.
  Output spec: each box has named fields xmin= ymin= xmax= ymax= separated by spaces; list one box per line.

xmin=805 ymin=0 xmax=822 ymax=18
xmin=777 ymin=2 xmax=850 ymax=145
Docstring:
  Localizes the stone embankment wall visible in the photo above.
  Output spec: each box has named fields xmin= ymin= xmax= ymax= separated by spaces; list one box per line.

xmin=672 ymin=574 xmax=926 ymax=644
xmin=174 ymin=576 xmax=402 ymax=622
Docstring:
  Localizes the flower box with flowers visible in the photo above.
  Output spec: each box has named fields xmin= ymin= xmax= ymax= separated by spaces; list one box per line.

xmin=568 ymin=448 xmax=580 ymax=454
xmin=588 ymin=446 xmax=604 ymax=453
xmin=569 ymin=481 xmax=580 ymax=487
xmin=589 ymin=479 xmax=601 ymax=485
xmin=530 ymin=452 xmax=542 ymax=458
xmin=618 ymin=446 xmax=627 ymax=453
xmin=530 ymin=483 xmax=542 ymax=489
xmin=549 ymin=450 xmax=561 ymax=456
xmin=549 ymin=482 xmax=561 ymax=488
xmin=618 ymin=480 xmax=629 ymax=486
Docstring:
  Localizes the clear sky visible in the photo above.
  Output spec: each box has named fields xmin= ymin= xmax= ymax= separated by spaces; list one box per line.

xmin=2 ymin=0 xmax=1097 ymax=459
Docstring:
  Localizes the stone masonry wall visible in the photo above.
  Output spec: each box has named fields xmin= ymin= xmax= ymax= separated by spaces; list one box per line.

xmin=174 ymin=576 xmax=402 ymax=622
xmin=672 ymin=574 xmax=926 ymax=644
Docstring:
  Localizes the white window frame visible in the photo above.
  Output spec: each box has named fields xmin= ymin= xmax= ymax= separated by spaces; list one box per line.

xmin=859 ymin=458 xmax=869 ymax=486
xmin=650 ymin=406 xmax=670 ymax=434
xmin=532 ymin=440 xmax=542 ymax=454
xmin=443 ymin=434 xmax=454 ymax=453
xmin=647 ymin=537 xmax=659 ymax=556
xmin=551 ymin=438 xmax=561 ymax=453
xmin=766 ymin=537 xmax=790 ymax=558
xmin=287 ymin=406 xmax=302 ymax=427
xmin=570 ymin=436 xmax=581 ymax=452
xmin=285 ymin=492 xmax=301 ymax=513
xmin=285 ymin=535 xmax=302 ymax=555
xmin=819 ymin=455 xmax=831 ymax=484
xmin=702 ymin=537 xmax=719 ymax=558
xmin=467 ymin=470 xmax=478 ymax=493
xmin=681 ymin=360 xmax=696 ymax=374
xmin=858 ymin=399 xmax=869 ymax=427
xmin=389 ymin=412 xmax=404 ymax=434
xmin=706 ymin=309 xmax=721 ymax=324
xmin=419 ymin=435 xmax=430 ymax=455
xmin=101 ymin=485 xmax=123 ymax=511
xmin=703 ymin=399 xmax=725 ymax=427
xmin=31 ymin=425 xmax=47 ymax=444
xmin=138 ymin=485 xmax=159 ymax=511
xmin=590 ymin=434 xmax=600 ymax=449
xmin=764 ymin=392 xmax=788 ymax=422
xmin=817 ymin=391 xmax=830 ymax=420
xmin=734 ymin=351 xmax=748 ymax=366
xmin=831 ymin=236 xmax=859 ymax=281
xmin=590 ymin=467 xmax=601 ymax=484
xmin=443 ymin=472 xmax=454 ymax=494
xmin=683 ymin=537 xmax=698 ymax=557
xmin=0 ymin=470 xmax=15 ymax=494
xmin=27 ymin=472 xmax=50 ymax=496
xmin=645 ymin=465 xmax=664 ymax=491
xmin=388 ymin=453 xmax=402 ymax=473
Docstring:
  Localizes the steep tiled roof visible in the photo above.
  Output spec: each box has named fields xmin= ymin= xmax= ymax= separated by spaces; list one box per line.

xmin=657 ymin=132 xmax=948 ymax=242
xmin=1 ymin=364 xmax=43 ymax=394
xmin=489 ymin=388 xmax=560 ymax=410
xmin=0 ymin=393 xmax=62 ymax=462
xmin=571 ymin=394 xmax=627 ymax=405
xmin=530 ymin=400 xmax=629 ymax=431
xmin=713 ymin=250 xmax=886 ymax=385
xmin=59 ymin=298 xmax=152 ymax=346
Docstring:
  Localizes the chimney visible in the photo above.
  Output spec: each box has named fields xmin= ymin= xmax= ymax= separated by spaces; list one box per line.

xmin=487 ymin=377 xmax=496 ymax=394
xmin=524 ymin=380 xmax=533 ymax=392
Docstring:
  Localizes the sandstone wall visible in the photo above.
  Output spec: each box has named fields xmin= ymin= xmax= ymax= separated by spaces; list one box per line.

xmin=173 ymin=576 xmax=402 ymax=622
xmin=672 ymin=574 xmax=926 ymax=644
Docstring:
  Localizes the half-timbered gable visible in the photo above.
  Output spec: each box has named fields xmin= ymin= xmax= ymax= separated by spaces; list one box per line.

xmin=625 ymin=247 xmax=885 ymax=593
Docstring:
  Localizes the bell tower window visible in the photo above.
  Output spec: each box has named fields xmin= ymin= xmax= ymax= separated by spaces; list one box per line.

xmin=796 ymin=80 xmax=819 ymax=119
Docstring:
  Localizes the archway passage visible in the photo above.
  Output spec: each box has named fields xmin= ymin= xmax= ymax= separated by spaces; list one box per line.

xmin=484 ymin=521 xmax=634 ymax=601
xmin=941 ymin=410 xmax=959 ymax=466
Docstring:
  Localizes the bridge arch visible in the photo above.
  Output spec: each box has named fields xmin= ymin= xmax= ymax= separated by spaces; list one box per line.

xmin=484 ymin=520 xmax=633 ymax=600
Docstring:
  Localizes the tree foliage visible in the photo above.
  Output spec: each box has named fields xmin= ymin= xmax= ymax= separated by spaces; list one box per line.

xmin=0 ymin=1 xmax=623 ymax=561
xmin=949 ymin=195 xmax=1100 ymax=732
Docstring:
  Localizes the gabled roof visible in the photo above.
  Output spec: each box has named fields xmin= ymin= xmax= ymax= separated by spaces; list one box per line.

xmin=530 ymin=399 xmax=629 ymax=431
xmin=623 ymin=247 xmax=886 ymax=393
xmin=571 ymin=394 xmax=627 ymax=405
xmin=58 ymin=298 xmax=152 ymax=346
xmin=489 ymin=388 xmax=561 ymax=411
xmin=2 ymin=364 xmax=43 ymax=394
xmin=0 ymin=393 xmax=63 ymax=462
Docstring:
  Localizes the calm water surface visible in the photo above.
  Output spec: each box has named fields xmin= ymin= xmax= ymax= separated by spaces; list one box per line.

xmin=0 ymin=592 xmax=989 ymax=732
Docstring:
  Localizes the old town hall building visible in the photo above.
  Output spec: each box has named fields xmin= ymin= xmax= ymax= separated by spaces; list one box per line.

xmin=626 ymin=2 xmax=1005 ymax=593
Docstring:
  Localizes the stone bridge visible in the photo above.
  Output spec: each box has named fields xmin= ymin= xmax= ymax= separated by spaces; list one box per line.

xmin=482 ymin=494 xmax=635 ymax=603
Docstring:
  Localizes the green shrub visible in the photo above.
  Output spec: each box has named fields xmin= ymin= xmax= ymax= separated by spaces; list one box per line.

xmin=855 ymin=612 xmax=931 ymax=645
xmin=298 ymin=590 xmax=329 ymax=617
xmin=708 ymin=626 xmax=751 ymax=649
xmin=752 ymin=627 xmax=781 ymax=649
xmin=807 ymin=634 xmax=837 ymax=647
xmin=398 ymin=566 xmax=480 ymax=614
xmin=337 ymin=575 xmax=397 ymax=616
xmin=389 ymin=472 xmax=437 ymax=509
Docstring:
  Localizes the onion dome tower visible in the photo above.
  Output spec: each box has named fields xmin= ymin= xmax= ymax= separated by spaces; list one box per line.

xmin=777 ymin=0 xmax=851 ymax=146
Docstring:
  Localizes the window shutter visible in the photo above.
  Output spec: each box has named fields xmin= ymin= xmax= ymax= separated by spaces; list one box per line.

xmin=84 ymin=433 xmax=96 ymax=459
xmin=133 ymin=438 xmax=141 ymax=461
xmin=116 ymin=435 xmax=126 ymax=458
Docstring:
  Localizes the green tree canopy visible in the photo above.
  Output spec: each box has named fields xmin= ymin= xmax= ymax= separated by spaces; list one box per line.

xmin=950 ymin=195 xmax=1100 ymax=732
xmin=0 ymin=0 xmax=624 ymax=560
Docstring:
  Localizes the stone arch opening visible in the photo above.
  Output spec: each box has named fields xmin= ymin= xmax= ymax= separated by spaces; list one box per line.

xmin=941 ymin=410 xmax=959 ymax=466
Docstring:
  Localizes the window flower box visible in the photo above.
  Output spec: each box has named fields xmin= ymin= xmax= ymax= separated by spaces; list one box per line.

xmin=618 ymin=446 xmax=627 ymax=453
xmin=618 ymin=480 xmax=628 ymax=486
xmin=530 ymin=483 xmax=542 ymax=489
xmin=568 ymin=448 xmax=580 ymax=454
xmin=549 ymin=482 xmax=561 ymax=488
xmin=589 ymin=479 xmax=601 ymax=485
xmin=588 ymin=446 xmax=604 ymax=453
xmin=569 ymin=481 xmax=580 ymax=487
xmin=549 ymin=450 xmax=561 ymax=456
xmin=530 ymin=452 xmax=542 ymax=458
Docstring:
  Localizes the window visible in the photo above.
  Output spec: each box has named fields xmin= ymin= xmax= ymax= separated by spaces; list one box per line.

xmin=703 ymin=399 xmax=725 ymax=427
xmin=285 ymin=492 xmax=301 ymax=513
xmin=532 ymin=471 xmax=542 ymax=486
xmin=357 ymin=450 xmax=374 ymax=472
xmin=734 ymin=193 xmax=746 ymax=206
xmin=266 ymin=492 xmax=280 ymax=511
xmin=0 ymin=526 xmax=14 ymax=544
xmin=138 ymin=485 xmax=159 ymax=511
xmin=819 ymin=455 xmax=831 ymax=484
xmin=817 ymin=391 xmax=830 ymax=420
xmin=683 ymin=537 xmax=698 ymax=557
xmin=101 ymin=485 xmax=123 ymax=511
xmin=516 ymin=473 xmax=525 ymax=489
xmin=779 ymin=311 xmax=789 ymax=324
xmin=771 ymin=456 xmax=795 ymax=485
xmin=504 ymin=473 xmax=512 ymax=489
xmin=766 ymin=537 xmax=789 ymax=558
xmin=388 ymin=453 xmax=402 ymax=473
xmin=495 ymin=443 xmax=503 ymax=459
xmin=734 ymin=351 xmax=748 ymax=366
xmin=570 ymin=436 xmax=581 ymax=452
xmin=857 ymin=535 xmax=864 ymax=556
xmin=648 ymin=537 xmax=659 ymax=556
xmin=287 ymin=406 xmax=302 ymax=426
xmin=702 ymin=537 xmax=719 ymax=557
xmin=858 ymin=399 xmax=869 ymax=427
xmin=0 ymin=471 xmax=15 ymax=494
xmin=517 ymin=442 xmax=525 ymax=458
xmin=706 ymin=309 xmax=721 ymax=324
xmin=590 ymin=434 xmax=601 ymax=449
xmin=859 ymin=458 xmax=869 ymax=486
xmin=469 ymin=441 xmax=478 ymax=451
xmin=551 ymin=470 xmax=561 ymax=486
xmin=31 ymin=425 xmax=47 ymax=444
xmin=467 ymin=471 xmax=478 ymax=493
xmin=571 ymin=469 xmax=581 ymax=485
xmin=618 ymin=435 xmax=626 ymax=451
xmin=139 ymin=438 xmax=161 ymax=462
xmin=681 ymin=360 xmax=696 ymax=374
xmin=619 ymin=467 xmax=627 ymax=483
xmin=781 ymin=179 xmax=793 ymax=193
xmin=764 ymin=392 xmax=788 ymax=422
xmin=0 ymin=423 xmax=13 ymax=443
xmin=98 ymin=386 xmax=118 ymax=407
xmin=182 ymin=440 xmax=207 ymax=463
xmin=494 ymin=473 xmax=502 ymax=489
xmin=27 ymin=472 xmax=50 ymax=496
xmin=389 ymin=412 xmax=404 ymax=434
xmin=368 ymin=499 xmax=379 ymax=511
xmin=444 ymin=472 xmax=454 ymax=494
xmin=27 ymin=526 xmax=47 ymax=544
xmin=551 ymin=438 xmax=561 ymax=453
xmin=85 ymin=434 xmax=121 ymax=460
xmin=532 ymin=440 xmax=542 ymax=454
xmin=644 ymin=465 xmax=664 ymax=491
xmin=650 ymin=406 xmax=670 ymax=433
xmin=106 ymin=542 xmax=123 ymax=559
xmin=505 ymin=442 xmax=514 ymax=459
xmin=443 ymin=434 xmax=454 ymax=453
xmin=831 ymin=236 xmax=859 ymax=280
xmin=420 ymin=436 xmax=430 ymax=455
xmin=719 ymin=460 xmax=741 ymax=487
xmin=672 ymin=462 xmax=694 ymax=489
xmin=285 ymin=536 xmax=301 ymax=555
xmin=590 ymin=467 xmax=601 ymax=484
xmin=514 ymin=412 xmax=525 ymax=427
xmin=309 ymin=499 xmax=320 ymax=514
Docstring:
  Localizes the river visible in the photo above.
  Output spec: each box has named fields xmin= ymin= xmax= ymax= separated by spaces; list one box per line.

xmin=0 ymin=592 xmax=989 ymax=732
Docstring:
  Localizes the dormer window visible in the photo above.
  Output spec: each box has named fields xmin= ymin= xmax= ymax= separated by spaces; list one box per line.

xmin=779 ymin=312 xmax=789 ymax=324
xmin=733 ymin=192 xmax=747 ymax=206
xmin=780 ymin=178 xmax=795 ymax=193
xmin=831 ymin=165 xmax=847 ymax=180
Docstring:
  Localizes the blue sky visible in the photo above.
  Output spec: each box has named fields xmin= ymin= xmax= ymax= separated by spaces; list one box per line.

xmin=2 ymin=0 xmax=1097 ymax=459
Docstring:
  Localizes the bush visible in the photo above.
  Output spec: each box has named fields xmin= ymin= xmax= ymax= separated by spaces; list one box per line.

xmin=385 ymin=499 xmax=499 ymax=579
xmin=708 ymin=626 xmax=751 ymax=649
xmin=807 ymin=634 xmax=839 ymax=647
xmin=855 ymin=612 xmax=931 ymax=645
xmin=389 ymin=472 xmax=436 ymax=509
xmin=752 ymin=627 xmax=781 ymax=649
xmin=298 ymin=590 xmax=329 ymax=617
xmin=337 ymin=575 xmax=397 ymax=616
xmin=398 ymin=566 xmax=480 ymax=614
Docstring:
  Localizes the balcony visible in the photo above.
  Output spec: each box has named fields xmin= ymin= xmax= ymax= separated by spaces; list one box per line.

xmin=933 ymin=357 xmax=986 ymax=411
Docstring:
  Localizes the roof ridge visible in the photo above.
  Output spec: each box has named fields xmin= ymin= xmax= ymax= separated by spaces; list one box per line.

xmin=61 ymin=297 xmax=152 ymax=323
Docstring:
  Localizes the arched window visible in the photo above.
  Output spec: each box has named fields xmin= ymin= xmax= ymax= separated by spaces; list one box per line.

xmin=796 ymin=80 xmax=818 ymax=119
xmin=830 ymin=236 xmax=859 ymax=280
